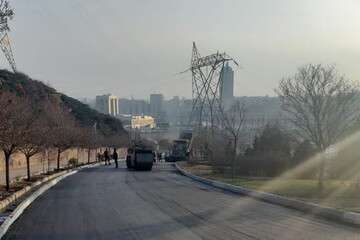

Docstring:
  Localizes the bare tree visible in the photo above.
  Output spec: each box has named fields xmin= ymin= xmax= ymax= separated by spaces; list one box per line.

xmin=19 ymin=115 xmax=47 ymax=181
xmin=45 ymin=102 xmax=78 ymax=171
xmin=77 ymin=126 xmax=97 ymax=164
xmin=85 ymin=130 xmax=96 ymax=164
xmin=0 ymin=93 xmax=30 ymax=190
xmin=276 ymin=64 xmax=359 ymax=188
xmin=220 ymin=100 xmax=246 ymax=179
xmin=103 ymin=131 xmax=129 ymax=149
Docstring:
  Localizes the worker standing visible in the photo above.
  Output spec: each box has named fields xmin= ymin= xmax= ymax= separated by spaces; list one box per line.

xmin=113 ymin=148 xmax=118 ymax=168
xmin=104 ymin=149 xmax=110 ymax=165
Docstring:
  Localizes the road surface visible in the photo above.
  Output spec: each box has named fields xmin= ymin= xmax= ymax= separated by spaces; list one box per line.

xmin=3 ymin=163 xmax=360 ymax=240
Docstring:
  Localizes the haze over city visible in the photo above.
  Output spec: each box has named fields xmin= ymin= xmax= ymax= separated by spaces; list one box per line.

xmin=2 ymin=1 xmax=360 ymax=239
xmin=4 ymin=0 xmax=360 ymax=99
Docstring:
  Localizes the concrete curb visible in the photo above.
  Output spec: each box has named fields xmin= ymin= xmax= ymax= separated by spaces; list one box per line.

xmin=0 ymin=171 xmax=66 ymax=213
xmin=175 ymin=163 xmax=360 ymax=227
xmin=0 ymin=162 xmax=101 ymax=239
xmin=0 ymin=162 xmax=102 ymax=213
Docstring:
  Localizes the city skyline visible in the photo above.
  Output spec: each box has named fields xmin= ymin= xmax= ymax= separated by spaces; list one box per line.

xmin=5 ymin=0 xmax=360 ymax=99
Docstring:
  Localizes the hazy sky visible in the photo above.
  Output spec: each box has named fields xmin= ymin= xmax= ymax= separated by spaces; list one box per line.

xmin=3 ymin=0 xmax=360 ymax=99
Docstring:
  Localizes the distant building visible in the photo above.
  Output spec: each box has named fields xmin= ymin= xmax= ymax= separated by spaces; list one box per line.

xmin=95 ymin=94 xmax=119 ymax=116
xmin=118 ymin=98 xmax=150 ymax=115
xmin=164 ymin=96 xmax=180 ymax=125
xmin=233 ymin=96 xmax=291 ymax=147
xmin=164 ymin=97 xmax=192 ymax=126
xmin=150 ymin=93 xmax=164 ymax=119
xmin=118 ymin=98 xmax=131 ymax=114
xmin=220 ymin=63 xmax=234 ymax=109
xmin=131 ymin=115 xmax=156 ymax=129
xmin=179 ymin=99 xmax=193 ymax=126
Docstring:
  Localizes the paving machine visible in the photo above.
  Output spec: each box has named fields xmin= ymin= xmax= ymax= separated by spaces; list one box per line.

xmin=126 ymin=145 xmax=154 ymax=171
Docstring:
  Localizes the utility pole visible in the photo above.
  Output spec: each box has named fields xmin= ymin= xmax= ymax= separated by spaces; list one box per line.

xmin=0 ymin=0 xmax=16 ymax=72
xmin=188 ymin=42 xmax=238 ymax=131
xmin=182 ymin=42 xmax=239 ymax=162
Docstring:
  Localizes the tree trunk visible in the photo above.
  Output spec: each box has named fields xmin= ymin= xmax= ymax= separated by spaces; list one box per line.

xmin=88 ymin=148 xmax=91 ymax=164
xmin=26 ymin=155 xmax=31 ymax=181
xmin=318 ymin=158 xmax=325 ymax=191
xmin=232 ymin=138 xmax=237 ymax=181
xmin=57 ymin=148 xmax=61 ymax=170
xmin=47 ymin=149 xmax=50 ymax=173
xmin=4 ymin=152 xmax=10 ymax=191
xmin=318 ymin=145 xmax=326 ymax=191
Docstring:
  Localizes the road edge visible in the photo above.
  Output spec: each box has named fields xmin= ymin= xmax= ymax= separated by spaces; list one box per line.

xmin=0 ymin=163 xmax=101 ymax=239
xmin=0 ymin=171 xmax=66 ymax=212
xmin=175 ymin=163 xmax=360 ymax=227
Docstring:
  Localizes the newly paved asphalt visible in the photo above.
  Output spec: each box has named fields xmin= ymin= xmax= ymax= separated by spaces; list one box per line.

xmin=3 ymin=163 xmax=360 ymax=240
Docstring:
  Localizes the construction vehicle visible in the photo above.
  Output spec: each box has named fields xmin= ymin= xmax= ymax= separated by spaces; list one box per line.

xmin=126 ymin=145 xmax=154 ymax=171
xmin=165 ymin=139 xmax=189 ymax=162
xmin=165 ymin=129 xmax=192 ymax=162
xmin=126 ymin=128 xmax=154 ymax=171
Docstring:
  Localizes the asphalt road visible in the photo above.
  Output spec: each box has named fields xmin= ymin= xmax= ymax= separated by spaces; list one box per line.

xmin=3 ymin=163 xmax=360 ymax=240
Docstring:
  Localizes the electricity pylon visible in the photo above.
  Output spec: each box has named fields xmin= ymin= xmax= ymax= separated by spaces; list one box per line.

xmin=189 ymin=42 xmax=238 ymax=130
xmin=0 ymin=0 xmax=16 ymax=72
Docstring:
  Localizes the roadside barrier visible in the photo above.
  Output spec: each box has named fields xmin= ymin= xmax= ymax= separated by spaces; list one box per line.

xmin=0 ymin=163 xmax=101 ymax=239
xmin=175 ymin=163 xmax=360 ymax=227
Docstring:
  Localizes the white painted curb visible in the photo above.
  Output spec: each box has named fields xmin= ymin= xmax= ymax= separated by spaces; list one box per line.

xmin=0 ymin=162 xmax=101 ymax=239
xmin=175 ymin=163 xmax=360 ymax=227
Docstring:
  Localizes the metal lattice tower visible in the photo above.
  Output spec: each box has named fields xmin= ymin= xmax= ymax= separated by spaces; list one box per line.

xmin=189 ymin=42 xmax=238 ymax=130
xmin=0 ymin=0 xmax=15 ymax=72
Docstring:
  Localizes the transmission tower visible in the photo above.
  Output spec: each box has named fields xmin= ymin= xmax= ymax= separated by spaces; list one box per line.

xmin=189 ymin=42 xmax=238 ymax=130
xmin=0 ymin=0 xmax=16 ymax=72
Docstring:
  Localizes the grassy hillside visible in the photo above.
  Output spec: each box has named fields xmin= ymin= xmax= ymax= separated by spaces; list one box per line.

xmin=0 ymin=69 xmax=127 ymax=137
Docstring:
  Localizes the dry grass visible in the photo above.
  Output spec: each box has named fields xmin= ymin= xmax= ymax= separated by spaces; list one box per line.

xmin=0 ymin=173 xmax=49 ymax=201
xmin=179 ymin=162 xmax=360 ymax=213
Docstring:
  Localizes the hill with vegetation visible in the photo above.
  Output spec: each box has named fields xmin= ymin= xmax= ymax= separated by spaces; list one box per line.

xmin=0 ymin=69 xmax=127 ymax=138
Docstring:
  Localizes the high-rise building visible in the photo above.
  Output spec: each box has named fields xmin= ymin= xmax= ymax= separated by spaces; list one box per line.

xmin=118 ymin=98 xmax=150 ymax=115
xmin=150 ymin=93 xmax=164 ymax=119
xmin=95 ymin=94 xmax=119 ymax=116
xmin=164 ymin=96 xmax=180 ymax=125
xmin=220 ymin=63 xmax=234 ymax=109
xmin=118 ymin=98 xmax=132 ymax=115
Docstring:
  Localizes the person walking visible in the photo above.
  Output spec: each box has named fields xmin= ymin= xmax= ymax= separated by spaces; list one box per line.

xmin=104 ymin=149 xmax=110 ymax=165
xmin=113 ymin=148 xmax=118 ymax=168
